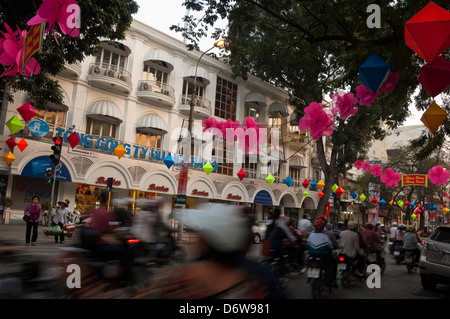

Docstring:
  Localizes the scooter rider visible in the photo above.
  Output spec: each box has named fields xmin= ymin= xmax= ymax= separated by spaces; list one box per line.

xmin=402 ymin=225 xmax=420 ymax=262
xmin=338 ymin=221 xmax=365 ymax=277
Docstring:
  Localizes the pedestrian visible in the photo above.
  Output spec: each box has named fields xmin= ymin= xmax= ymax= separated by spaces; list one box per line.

xmin=53 ymin=199 xmax=70 ymax=244
xmin=24 ymin=196 xmax=41 ymax=246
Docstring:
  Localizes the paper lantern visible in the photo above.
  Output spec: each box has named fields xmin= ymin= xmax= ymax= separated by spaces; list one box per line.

xmin=405 ymin=200 xmax=410 ymax=206
xmin=411 ymin=213 xmax=417 ymax=220
xmin=5 ymin=136 xmax=17 ymax=150
xmin=318 ymin=191 xmax=324 ymax=198
xmin=389 ymin=200 xmax=394 ymax=205
xmin=164 ymin=154 xmax=174 ymax=169
xmin=404 ymin=2 xmax=450 ymax=63
xmin=67 ymin=131 xmax=81 ymax=149
xmin=359 ymin=53 xmax=391 ymax=93
xmin=421 ymin=102 xmax=448 ymax=133
xmin=284 ymin=176 xmax=294 ymax=187
xmin=114 ymin=144 xmax=126 ymax=159
xmin=303 ymin=191 xmax=309 ymax=197
xmin=2 ymin=151 xmax=15 ymax=165
xmin=410 ymin=202 xmax=415 ymax=207
xmin=444 ymin=208 xmax=449 ymax=214
xmin=360 ymin=194 xmax=366 ymax=202
xmin=332 ymin=184 xmax=339 ymax=192
xmin=317 ymin=180 xmax=325 ymax=190
xmin=17 ymin=101 xmax=37 ymax=122
xmin=397 ymin=200 xmax=404 ymax=207
xmin=302 ymin=179 xmax=310 ymax=188
xmin=237 ymin=168 xmax=246 ymax=181
xmin=266 ymin=174 xmax=275 ymax=185
xmin=335 ymin=187 xmax=345 ymax=196
xmin=351 ymin=191 xmax=357 ymax=199
xmin=371 ymin=197 xmax=378 ymax=204
xmin=310 ymin=180 xmax=317 ymax=190
xmin=17 ymin=138 xmax=28 ymax=152
xmin=380 ymin=199 xmax=386 ymax=206
xmin=5 ymin=115 xmax=23 ymax=134
xmin=202 ymin=162 xmax=214 ymax=175
xmin=418 ymin=55 xmax=450 ymax=98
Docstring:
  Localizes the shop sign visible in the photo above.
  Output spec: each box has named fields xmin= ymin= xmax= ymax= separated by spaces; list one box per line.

xmin=96 ymin=177 xmax=121 ymax=186
xmin=254 ymin=190 xmax=273 ymax=205
xmin=53 ymin=127 xmax=218 ymax=172
xmin=227 ymin=193 xmax=242 ymax=201
xmin=192 ymin=189 xmax=209 ymax=197
xmin=28 ymin=119 xmax=50 ymax=137
xmin=148 ymin=184 xmax=169 ymax=192
xmin=402 ymin=174 xmax=427 ymax=187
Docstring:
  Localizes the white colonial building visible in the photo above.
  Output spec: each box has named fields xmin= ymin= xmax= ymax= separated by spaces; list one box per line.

xmin=0 ymin=19 xmax=322 ymax=224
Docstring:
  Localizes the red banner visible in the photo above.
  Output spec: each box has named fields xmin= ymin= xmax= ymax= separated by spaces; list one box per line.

xmin=22 ymin=23 xmax=44 ymax=74
xmin=401 ymin=174 xmax=428 ymax=187
xmin=324 ymin=202 xmax=330 ymax=219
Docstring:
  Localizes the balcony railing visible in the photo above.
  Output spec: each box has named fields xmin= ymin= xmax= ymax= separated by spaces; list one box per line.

xmin=88 ymin=62 xmax=132 ymax=84
xmin=180 ymin=94 xmax=212 ymax=111
xmin=137 ymin=80 xmax=174 ymax=98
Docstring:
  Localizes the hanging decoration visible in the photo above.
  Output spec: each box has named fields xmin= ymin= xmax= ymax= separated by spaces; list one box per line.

xmin=358 ymin=53 xmax=391 ymax=93
xmin=202 ymin=162 xmax=214 ymax=175
xmin=237 ymin=168 xmax=246 ymax=181
xmin=302 ymin=179 xmax=310 ymax=188
xmin=421 ymin=101 xmax=448 ymax=133
xmin=284 ymin=176 xmax=294 ymax=187
xmin=370 ymin=164 xmax=382 ymax=177
xmin=418 ymin=55 xmax=450 ymax=98
xmin=265 ymin=174 xmax=275 ymax=185
xmin=164 ymin=154 xmax=175 ymax=169
xmin=298 ymin=102 xmax=334 ymax=140
xmin=5 ymin=115 xmax=23 ymax=134
xmin=335 ymin=187 xmax=345 ymax=197
xmin=5 ymin=136 xmax=17 ymax=150
xmin=303 ymin=190 xmax=309 ymax=197
xmin=27 ymin=0 xmax=81 ymax=44
xmin=380 ymin=167 xmax=402 ymax=188
xmin=355 ymin=84 xmax=381 ymax=106
xmin=16 ymin=102 xmax=37 ymax=122
xmin=351 ymin=191 xmax=358 ymax=199
xmin=330 ymin=91 xmax=359 ymax=120
xmin=16 ymin=138 xmax=28 ymax=152
xmin=317 ymin=180 xmax=325 ymax=190
xmin=318 ymin=191 xmax=324 ymax=198
xmin=0 ymin=24 xmax=41 ymax=77
xmin=360 ymin=194 xmax=366 ymax=202
xmin=114 ymin=144 xmax=126 ymax=159
xmin=404 ymin=2 xmax=450 ymax=63
xmin=66 ymin=131 xmax=80 ymax=149
xmin=309 ymin=180 xmax=318 ymax=190
xmin=380 ymin=71 xmax=400 ymax=92
xmin=380 ymin=199 xmax=386 ymax=206
xmin=2 ymin=151 xmax=15 ymax=165
xmin=428 ymin=165 xmax=450 ymax=186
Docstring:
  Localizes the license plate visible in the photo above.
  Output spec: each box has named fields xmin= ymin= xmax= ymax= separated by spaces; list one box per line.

xmin=307 ymin=268 xmax=320 ymax=278
xmin=405 ymin=256 xmax=412 ymax=263
xmin=394 ymin=251 xmax=400 ymax=256
xmin=338 ymin=263 xmax=347 ymax=271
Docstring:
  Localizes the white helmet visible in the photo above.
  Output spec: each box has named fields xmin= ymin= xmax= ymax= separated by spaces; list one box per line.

xmin=182 ymin=203 xmax=249 ymax=253
xmin=392 ymin=222 xmax=397 ymax=226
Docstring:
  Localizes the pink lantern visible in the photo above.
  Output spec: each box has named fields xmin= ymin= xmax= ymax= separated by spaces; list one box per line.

xmin=356 ymin=84 xmax=380 ymax=106
xmin=298 ymin=102 xmax=334 ymax=140
xmin=330 ymin=91 xmax=359 ymax=120
xmin=380 ymin=167 xmax=402 ymax=188
xmin=428 ymin=165 xmax=450 ymax=186
xmin=27 ymin=0 xmax=80 ymax=44
xmin=370 ymin=164 xmax=383 ymax=177
xmin=354 ymin=160 xmax=364 ymax=170
xmin=380 ymin=71 xmax=400 ymax=93
xmin=362 ymin=161 xmax=372 ymax=172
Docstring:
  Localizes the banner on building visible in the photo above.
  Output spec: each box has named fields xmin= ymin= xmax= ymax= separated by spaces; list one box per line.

xmin=401 ymin=174 xmax=428 ymax=187
xmin=324 ymin=202 xmax=330 ymax=219
xmin=22 ymin=22 xmax=44 ymax=74
xmin=175 ymin=161 xmax=188 ymax=206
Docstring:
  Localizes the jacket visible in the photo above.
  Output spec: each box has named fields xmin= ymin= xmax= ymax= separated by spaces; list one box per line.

xmin=338 ymin=229 xmax=364 ymax=258
xmin=24 ymin=203 xmax=41 ymax=223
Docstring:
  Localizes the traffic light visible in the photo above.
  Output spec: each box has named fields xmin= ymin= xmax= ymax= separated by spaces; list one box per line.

xmin=45 ymin=168 xmax=53 ymax=184
xmin=50 ymin=136 xmax=63 ymax=166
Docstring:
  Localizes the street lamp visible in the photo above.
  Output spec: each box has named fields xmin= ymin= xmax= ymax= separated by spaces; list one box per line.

xmin=175 ymin=40 xmax=225 ymax=238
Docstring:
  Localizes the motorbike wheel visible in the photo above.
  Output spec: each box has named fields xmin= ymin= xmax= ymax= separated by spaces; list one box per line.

xmin=311 ymin=279 xmax=322 ymax=299
xmin=169 ymin=245 xmax=187 ymax=265
xmin=341 ymin=272 xmax=351 ymax=289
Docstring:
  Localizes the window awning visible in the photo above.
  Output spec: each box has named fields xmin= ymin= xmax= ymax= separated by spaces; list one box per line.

xmin=183 ymin=66 xmax=210 ymax=86
xmin=86 ymin=100 xmax=123 ymax=124
xmin=245 ymin=92 xmax=266 ymax=109
xmin=136 ymin=113 xmax=168 ymax=135
xmin=289 ymin=156 xmax=306 ymax=168
xmin=269 ymin=102 xmax=289 ymax=117
xmin=144 ymin=50 xmax=174 ymax=71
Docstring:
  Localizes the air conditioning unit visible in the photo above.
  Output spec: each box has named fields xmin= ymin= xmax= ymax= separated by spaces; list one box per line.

xmin=140 ymin=82 xmax=151 ymax=91
xmin=92 ymin=65 xmax=102 ymax=74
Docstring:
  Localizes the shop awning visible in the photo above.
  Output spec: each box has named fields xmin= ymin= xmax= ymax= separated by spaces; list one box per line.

xmin=245 ymin=92 xmax=266 ymax=109
xmin=136 ymin=113 xmax=168 ymax=135
xmin=269 ymin=102 xmax=289 ymax=117
xmin=183 ymin=66 xmax=210 ymax=86
xmin=86 ymin=100 xmax=123 ymax=124
xmin=144 ymin=50 xmax=174 ymax=71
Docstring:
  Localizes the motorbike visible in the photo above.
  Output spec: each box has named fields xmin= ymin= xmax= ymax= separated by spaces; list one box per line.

xmin=393 ymin=242 xmax=404 ymax=264
xmin=404 ymin=249 xmax=419 ymax=274
xmin=364 ymin=249 xmax=386 ymax=274
xmin=337 ymin=254 xmax=365 ymax=288
xmin=306 ymin=255 xmax=326 ymax=299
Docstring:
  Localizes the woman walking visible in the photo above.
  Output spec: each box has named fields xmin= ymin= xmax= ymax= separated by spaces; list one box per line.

xmin=24 ymin=196 xmax=42 ymax=246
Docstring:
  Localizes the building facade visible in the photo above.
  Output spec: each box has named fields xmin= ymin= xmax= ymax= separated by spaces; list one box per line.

xmin=0 ymin=20 xmax=322 ymax=224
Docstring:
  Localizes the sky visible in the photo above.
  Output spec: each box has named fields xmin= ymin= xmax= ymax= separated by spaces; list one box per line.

xmin=132 ymin=0 xmax=425 ymax=127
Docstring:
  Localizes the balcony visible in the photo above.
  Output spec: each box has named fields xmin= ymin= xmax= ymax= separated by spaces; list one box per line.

xmin=59 ymin=61 xmax=81 ymax=78
xmin=87 ymin=63 xmax=132 ymax=95
xmin=178 ymin=94 xmax=212 ymax=119
xmin=136 ymin=80 xmax=175 ymax=108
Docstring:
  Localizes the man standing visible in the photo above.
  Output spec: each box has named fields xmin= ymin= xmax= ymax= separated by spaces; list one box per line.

xmin=298 ymin=214 xmax=313 ymax=237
